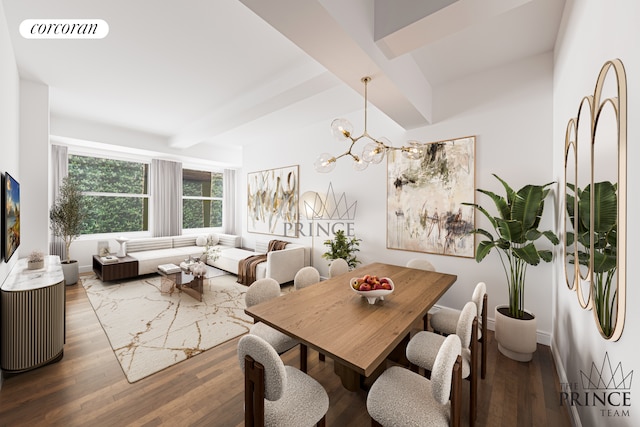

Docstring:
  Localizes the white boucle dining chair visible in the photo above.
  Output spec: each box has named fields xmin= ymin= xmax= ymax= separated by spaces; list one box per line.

xmin=367 ymin=334 xmax=463 ymax=427
xmin=328 ymin=258 xmax=349 ymax=278
xmin=294 ymin=266 xmax=320 ymax=290
xmin=237 ymin=334 xmax=329 ymax=427
xmin=245 ymin=278 xmax=307 ymax=372
xmin=406 ymin=257 xmax=437 ymax=271
xmin=406 ymin=301 xmax=478 ymax=426
xmin=406 ymin=257 xmax=437 ymax=329
xmin=430 ymin=281 xmax=488 ymax=379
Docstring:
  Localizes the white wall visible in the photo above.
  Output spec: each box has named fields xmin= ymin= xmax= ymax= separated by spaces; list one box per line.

xmin=552 ymin=1 xmax=640 ymax=426
xmin=0 ymin=2 xmax=20 ymax=282
xmin=0 ymin=0 xmax=20 ymax=390
xmin=243 ymin=52 xmax=556 ymax=341
xmin=51 ymin=115 xmax=242 ymax=168
xmin=414 ymin=52 xmax=556 ymax=339
xmin=19 ymin=80 xmax=50 ymax=258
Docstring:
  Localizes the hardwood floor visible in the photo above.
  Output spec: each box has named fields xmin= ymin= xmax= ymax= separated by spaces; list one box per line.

xmin=0 ymin=280 xmax=572 ymax=427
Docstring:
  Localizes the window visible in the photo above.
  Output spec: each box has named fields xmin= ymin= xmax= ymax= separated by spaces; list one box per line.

xmin=68 ymin=154 xmax=149 ymax=234
xmin=183 ymin=169 xmax=223 ymax=229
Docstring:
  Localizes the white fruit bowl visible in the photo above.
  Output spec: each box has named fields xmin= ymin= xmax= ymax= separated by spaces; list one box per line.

xmin=350 ymin=277 xmax=394 ymax=304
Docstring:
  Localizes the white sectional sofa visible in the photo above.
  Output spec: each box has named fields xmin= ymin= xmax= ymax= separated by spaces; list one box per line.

xmin=125 ymin=233 xmax=308 ymax=285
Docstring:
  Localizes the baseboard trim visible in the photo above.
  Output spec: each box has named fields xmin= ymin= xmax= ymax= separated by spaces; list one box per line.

xmin=429 ymin=304 xmax=551 ymax=345
xmin=551 ymin=337 xmax=582 ymax=427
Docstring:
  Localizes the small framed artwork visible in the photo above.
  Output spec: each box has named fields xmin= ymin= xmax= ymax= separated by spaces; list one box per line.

xmin=4 ymin=172 xmax=20 ymax=262
xmin=387 ymin=136 xmax=476 ymax=258
xmin=97 ymin=240 xmax=110 ymax=256
xmin=247 ymin=165 xmax=299 ymax=237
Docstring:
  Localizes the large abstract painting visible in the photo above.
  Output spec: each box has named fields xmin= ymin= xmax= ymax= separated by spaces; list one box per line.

xmin=247 ymin=165 xmax=299 ymax=237
xmin=387 ymin=136 xmax=475 ymax=258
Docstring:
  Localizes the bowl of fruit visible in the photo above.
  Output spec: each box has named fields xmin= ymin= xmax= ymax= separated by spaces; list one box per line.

xmin=350 ymin=275 xmax=394 ymax=304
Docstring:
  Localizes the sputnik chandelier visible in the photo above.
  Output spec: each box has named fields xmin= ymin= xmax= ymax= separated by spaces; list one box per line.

xmin=314 ymin=76 xmax=426 ymax=173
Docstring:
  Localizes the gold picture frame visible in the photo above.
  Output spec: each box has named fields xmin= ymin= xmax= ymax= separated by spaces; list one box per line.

xmin=386 ymin=136 xmax=476 ymax=258
xmin=247 ymin=165 xmax=299 ymax=237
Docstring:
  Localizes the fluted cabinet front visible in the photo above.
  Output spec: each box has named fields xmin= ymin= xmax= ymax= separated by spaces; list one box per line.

xmin=1 ymin=256 xmax=65 ymax=373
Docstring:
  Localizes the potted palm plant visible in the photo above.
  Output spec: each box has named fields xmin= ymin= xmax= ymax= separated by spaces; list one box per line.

xmin=50 ymin=177 xmax=84 ymax=285
xmin=463 ymin=174 xmax=559 ymax=361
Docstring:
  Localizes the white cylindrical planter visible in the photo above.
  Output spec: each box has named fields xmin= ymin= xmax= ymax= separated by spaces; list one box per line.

xmin=494 ymin=304 xmax=537 ymax=362
xmin=61 ymin=260 xmax=79 ymax=285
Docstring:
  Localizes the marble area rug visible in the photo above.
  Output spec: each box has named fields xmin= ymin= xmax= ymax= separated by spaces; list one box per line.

xmin=82 ymin=271 xmax=253 ymax=383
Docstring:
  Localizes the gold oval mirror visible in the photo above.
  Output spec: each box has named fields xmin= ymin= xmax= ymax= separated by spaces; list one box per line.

xmin=563 ymin=132 xmax=577 ymax=291
xmin=574 ymin=96 xmax=593 ymax=309
xmin=590 ymin=60 xmax=626 ymax=341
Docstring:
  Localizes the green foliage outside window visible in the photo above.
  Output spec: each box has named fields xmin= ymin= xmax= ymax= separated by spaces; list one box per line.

xmin=69 ymin=155 xmax=149 ymax=234
xmin=68 ymin=156 xmax=224 ymax=235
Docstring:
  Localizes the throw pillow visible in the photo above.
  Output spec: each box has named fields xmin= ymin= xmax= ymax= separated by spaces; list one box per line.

xmin=196 ymin=235 xmax=207 ymax=247
xmin=207 ymin=234 xmax=219 ymax=246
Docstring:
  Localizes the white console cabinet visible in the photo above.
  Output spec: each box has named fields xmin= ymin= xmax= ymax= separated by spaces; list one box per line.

xmin=1 ymin=255 xmax=65 ymax=373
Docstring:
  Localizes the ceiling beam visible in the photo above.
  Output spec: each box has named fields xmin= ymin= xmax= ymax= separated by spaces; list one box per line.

xmin=375 ymin=0 xmax=534 ymax=58
xmin=239 ymin=0 xmax=433 ymax=129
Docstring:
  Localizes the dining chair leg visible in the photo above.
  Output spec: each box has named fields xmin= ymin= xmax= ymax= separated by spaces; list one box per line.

xmin=471 ymin=318 xmax=478 ymax=425
xmin=244 ymin=356 xmax=265 ymax=427
xmin=481 ymin=293 xmax=488 ymax=379
xmin=319 ymin=353 xmax=325 ymax=362
xmin=300 ymin=344 xmax=308 ymax=373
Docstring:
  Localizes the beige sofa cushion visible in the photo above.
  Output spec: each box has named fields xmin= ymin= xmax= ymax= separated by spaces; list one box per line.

xmin=127 ymin=237 xmax=172 ymax=253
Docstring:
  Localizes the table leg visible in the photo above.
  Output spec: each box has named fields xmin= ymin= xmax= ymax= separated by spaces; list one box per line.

xmin=333 ymin=361 xmax=361 ymax=392
xmin=386 ymin=333 xmax=411 ymax=367
xmin=334 ymin=359 xmax=388 ymax=391
xmin=179 ymin=276 xmax=204 ymax=302
xmin=160 ymin=275 xmax=176 ymax=295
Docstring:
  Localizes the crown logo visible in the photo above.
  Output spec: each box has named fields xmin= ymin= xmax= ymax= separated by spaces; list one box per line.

xmin=580 ymin=352 xmax=633 ymax=390
xmin=302 ymin=183 xmax=357 ymax=220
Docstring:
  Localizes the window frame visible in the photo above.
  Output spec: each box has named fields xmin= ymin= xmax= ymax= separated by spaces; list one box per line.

xmin=67 ymin=149 xmax=151 ymax=239
xmin=182 ymin=167 xmax=224 ymax=232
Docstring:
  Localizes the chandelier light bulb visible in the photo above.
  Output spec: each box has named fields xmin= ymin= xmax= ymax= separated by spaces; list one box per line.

xmin=402 ymin=140 xmax=426 ymax=160
xmin=318 ymin=76 xmax=428 ymax=173
xmin=352 ymin=156 xmax=369 ymax=171
xmin=331 ymin=119 xmax=353 ymax=141
xmin=314 ymin=153 xmax=337 ymax=173
xmin=362 ymin=142 xmax=386 ymax=164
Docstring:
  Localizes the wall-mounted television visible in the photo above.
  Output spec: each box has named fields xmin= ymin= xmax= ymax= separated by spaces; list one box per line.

xmin=3 ymin=172 xmax=20 ymax=262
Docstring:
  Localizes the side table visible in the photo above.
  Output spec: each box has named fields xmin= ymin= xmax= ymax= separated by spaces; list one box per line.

xmin=157 ymin=266 xmax=204 ymax=302
xmin=93 ymin=255 xmax=139 ymax=281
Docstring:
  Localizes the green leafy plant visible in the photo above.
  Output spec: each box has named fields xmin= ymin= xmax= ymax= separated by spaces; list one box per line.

xmin=322 ymin=230 xmax=362 ymax=270
xmin=566 ymin=181 xmax=617 ymax=336
xmin=463 ymin=174 xmax=559 ymax=319
xmin=50 ymin=177 xmax=85 ymax=263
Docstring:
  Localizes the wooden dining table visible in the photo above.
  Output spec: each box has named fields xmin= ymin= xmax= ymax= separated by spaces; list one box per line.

xmin=244 ymin=262 xmax=458 ymax=391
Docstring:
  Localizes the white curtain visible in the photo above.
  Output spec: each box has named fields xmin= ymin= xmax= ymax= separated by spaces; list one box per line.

xmin=223 ymin=168 xmax=236 ymax=235
xmin=50 ymin=144 xmax=68 ymax=257
xmin=151 ymin=159 xmax=182 ymax=237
